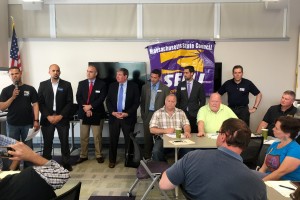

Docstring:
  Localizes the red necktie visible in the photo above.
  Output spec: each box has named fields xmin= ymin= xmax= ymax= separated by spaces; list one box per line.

xmin=87 ymin=81 xmax=93 ymax=104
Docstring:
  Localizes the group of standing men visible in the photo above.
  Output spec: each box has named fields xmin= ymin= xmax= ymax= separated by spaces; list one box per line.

xmin=5 ymin=63 xmax=294 ymax=170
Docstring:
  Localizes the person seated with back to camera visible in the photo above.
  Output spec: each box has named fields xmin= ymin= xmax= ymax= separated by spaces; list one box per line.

xmin=0 ymin=141 xmax=70 ymax=200
xmin=159 ymin=118 xmax=267 ymax=200
xmin=149 ymin=94 xmax=191 ymax=162
xmin=256 ymin=116 xmax=300 ymax=181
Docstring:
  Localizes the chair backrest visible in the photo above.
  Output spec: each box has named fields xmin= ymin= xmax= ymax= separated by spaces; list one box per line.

xmin=53 ymin=182 xmax=81 ymax=200
xmin=69 ymin=103 xmax=79 ymax=120
xmin=125 ymin=132 xmax=143 ymax=168
xmin=241 ymin=137 xmax=264 ymax=169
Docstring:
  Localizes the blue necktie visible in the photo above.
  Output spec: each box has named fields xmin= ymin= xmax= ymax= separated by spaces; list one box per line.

xmin=117 ymin=84 xmax=123 ymax=112
xmin=187 ymin=82 xmax=191 ymax=98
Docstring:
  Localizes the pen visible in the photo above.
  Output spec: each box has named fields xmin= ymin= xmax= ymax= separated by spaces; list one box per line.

xmin=279 ymin=185 xmax=296 ymax=191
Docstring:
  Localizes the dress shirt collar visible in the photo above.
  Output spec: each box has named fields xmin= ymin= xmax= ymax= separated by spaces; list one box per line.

xmin=218 ymin=146 xmax=243 ymax=162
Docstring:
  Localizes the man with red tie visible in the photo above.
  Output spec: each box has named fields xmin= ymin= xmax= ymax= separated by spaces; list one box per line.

xmin=76 ymin=64 xmax=107 ymax=164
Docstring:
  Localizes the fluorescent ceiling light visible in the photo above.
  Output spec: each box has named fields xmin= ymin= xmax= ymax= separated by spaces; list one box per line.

xmin=22 ymin=0 xmax=43 ymax=2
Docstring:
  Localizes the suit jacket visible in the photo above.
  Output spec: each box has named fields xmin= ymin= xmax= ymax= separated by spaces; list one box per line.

xmin=76 ymin=78 xmax=107 ymax=123
xmin=140 ymin=82 xmax=170 ymax=121
xmin=38 ymin=79 xmax=73 ymax=126
xmin=106 ymin=81 xmax=140 ymax=124
xmin=176 ymin=80 xmax=206 ymax=117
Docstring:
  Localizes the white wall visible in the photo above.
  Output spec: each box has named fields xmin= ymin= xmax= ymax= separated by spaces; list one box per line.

xmin=0 ymin=0 xmax=8 ymax=67
xmin=12 ymin=0 xmax=300 ymax=135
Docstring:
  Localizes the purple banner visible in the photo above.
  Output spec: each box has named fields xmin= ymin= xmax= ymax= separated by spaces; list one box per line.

xmin=147 ymin=39 xmax=215 ymax=96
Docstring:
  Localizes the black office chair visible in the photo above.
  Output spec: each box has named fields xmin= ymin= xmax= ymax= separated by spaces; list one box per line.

xmin=53 ymin=182 xmax=82 ymax=200
xmin=127 ymin=133 xmax=170 ymax=200
xmin=241 ymin=137 xmax=264 ymax=169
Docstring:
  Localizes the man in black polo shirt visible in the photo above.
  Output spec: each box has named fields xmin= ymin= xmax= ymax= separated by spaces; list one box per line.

xmin=256 ymin=90 xmax=297 ymax=137
xmin=218 ymin=65 xmax=262 ymax=126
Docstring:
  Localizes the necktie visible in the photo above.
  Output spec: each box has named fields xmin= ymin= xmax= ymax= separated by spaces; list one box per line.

xmin=149 ymin=84 xmax=156 ymax=110
xmin=187 ymin=82 xmax=191 ymax=98
xmin=87 ymin=81 xmax=93 ymax=104
xmin=117 ymin=84 xmax=124 ymax=112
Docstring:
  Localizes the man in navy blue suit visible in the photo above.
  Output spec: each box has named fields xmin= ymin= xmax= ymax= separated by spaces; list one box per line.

xmin=106 ymin=68 xmax=140 ymax=168
xmin=38 ymin=64 xmax=73 ymax=171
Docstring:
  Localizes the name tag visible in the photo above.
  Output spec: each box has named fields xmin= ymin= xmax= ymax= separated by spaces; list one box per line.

xmin=95 ymin=90 xmax=100 ymax=93
xmin=239 ymin=88 xmax=245 ymax=92
xmin=157 ymin=90 xmax=162 ymax=92
xmin=181 ymin=87 xmax=186 ymax=90
xmin=57 ymin=87 xmax=63 ymax=92
xmin=24 ymin=91 xmax=30 ymax=96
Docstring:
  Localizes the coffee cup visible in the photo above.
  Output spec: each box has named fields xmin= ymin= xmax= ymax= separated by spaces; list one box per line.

xmin=175 ymin=128 xmax=181 ymax=139
xmin=261 ymin=128 xmax=268 ymax=140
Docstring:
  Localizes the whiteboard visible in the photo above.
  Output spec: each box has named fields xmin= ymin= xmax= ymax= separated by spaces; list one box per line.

xmin=0 ymin=68 xmax=11 ymax=94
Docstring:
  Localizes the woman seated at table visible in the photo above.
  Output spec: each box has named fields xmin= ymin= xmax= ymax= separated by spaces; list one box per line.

xmin=258 ymin=116 xmax=300 ymax=181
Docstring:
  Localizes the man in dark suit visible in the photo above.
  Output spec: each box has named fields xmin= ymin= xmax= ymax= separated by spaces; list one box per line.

xmin=76 ymin=64 xmax=107 ymax=164
xmin=176 ymin=66 xmax=206 ymax=133
xmin=38 ymin=64 xmax=73 ymax=171
xmin=140 ymin=69 xmax=170 ymax=159
xmin=106 ymin=68 xmax=140 ymax=168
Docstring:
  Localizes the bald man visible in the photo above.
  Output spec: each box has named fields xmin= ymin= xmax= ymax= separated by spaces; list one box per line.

xmin=197 ymin=93 xmax=237 ymax=136
xmin=38 ymin=64 xmax=74 ymax=171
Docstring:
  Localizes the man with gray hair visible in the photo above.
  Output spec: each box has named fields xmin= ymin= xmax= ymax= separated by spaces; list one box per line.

xmin=256 ymin=90 xmax=297 ymax=137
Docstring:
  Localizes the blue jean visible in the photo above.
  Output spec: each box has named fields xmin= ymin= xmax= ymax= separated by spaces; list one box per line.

xmin=6 ymin=123 xmax=33 ymax=148
xmin=6 ymin=123 xmax=33 ymax=168
xmin=152 ymin=137 xmax=172 ymax=162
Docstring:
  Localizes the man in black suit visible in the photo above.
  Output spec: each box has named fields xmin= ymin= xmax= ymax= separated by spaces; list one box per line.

xmin=76 ymin=64 xmax=107 ymax=164
xmin=176 ymin=66 xmax=206 ymax=133
xmin=38 ymin=64 xmax=73 ymax=171
xmin=140 ymin=69 xmax=170 ymax=159
xmin=106 ymin=68 xmax=140 ymax=168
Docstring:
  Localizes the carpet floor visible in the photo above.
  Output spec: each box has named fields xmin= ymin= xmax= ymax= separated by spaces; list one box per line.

xmin=53 ymin=147 xmax=186 ymax=200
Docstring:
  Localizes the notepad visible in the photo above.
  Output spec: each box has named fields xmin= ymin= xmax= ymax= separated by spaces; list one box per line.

xmin=169 ymin=139 xmax=195 ymax=145
xmin=265 ymin=180 xmax=297 ymax=197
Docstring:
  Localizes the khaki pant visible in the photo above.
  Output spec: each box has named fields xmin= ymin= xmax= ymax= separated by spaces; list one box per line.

xmin=79 ymin=119 xmax=104 ymax=158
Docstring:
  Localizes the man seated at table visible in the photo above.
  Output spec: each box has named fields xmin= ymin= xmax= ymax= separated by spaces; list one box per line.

xmin=256 ymin=90 xmax=297 ymax=137
xmin=197 ymin=93 xmax=237 ymax=136
xmin=0 ymin=141 xmax=70 ymax=200
xmin=149 ymin=94 xmax=191 ymax=161
xmin=159 ymin=118 xmax=267 ymax=200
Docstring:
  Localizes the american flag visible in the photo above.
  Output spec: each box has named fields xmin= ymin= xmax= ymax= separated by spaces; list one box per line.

xmin=10 ymin=25 xmax=21 ymax=69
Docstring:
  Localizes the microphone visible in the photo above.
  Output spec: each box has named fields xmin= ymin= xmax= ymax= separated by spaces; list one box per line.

xmin=14 ymin=81 xmax=19 ymax=90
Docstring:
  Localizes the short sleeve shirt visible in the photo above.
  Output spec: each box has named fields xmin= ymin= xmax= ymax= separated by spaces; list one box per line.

xmin=265 ymin=141 xmax=300 ymax=181
xmin=218 ymin=78 xmax=260 ymax=107
xmin=149 ymin=106 xmax=190 ymax=130
xmin=0 ymin=84 xmax=38 ymax=125
xmin=263 ymin=105 xmax=297 ymax=136
xmin=197 ymin=104 xmax=238 ymax=133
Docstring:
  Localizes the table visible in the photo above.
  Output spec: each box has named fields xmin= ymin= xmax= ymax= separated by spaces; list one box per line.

xmin=163 ymin=133 xmax=217 ymax=198
xmin=267 ymin=185 xmax=293 ymax=200
xmin=163 ymin=133 xmax=217 ymax=162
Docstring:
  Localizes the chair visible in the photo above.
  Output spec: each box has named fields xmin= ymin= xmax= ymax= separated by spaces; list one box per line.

xmin=53 ymin=182 xmax=82 ymax=200
xmin=127 ymin=133 xmax=170 ymax=200
xmin=241 ymin=136 xmax=264 ymax=169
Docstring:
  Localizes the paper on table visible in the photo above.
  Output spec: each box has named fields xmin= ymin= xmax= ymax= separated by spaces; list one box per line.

xmin=206 ymin=133 xmax=218 ymax=139
xmin=25 ymin=128 xmax=40 ymax=141
xmin=265 ymin=180 xmax=297 ymax=197
xmin=169 ymin=139 xmax=195 ymax=145
xmin=166 ymin=133 xmax=186 ymax=139
xmin=264 ymin=140 xmax=278 ymax=145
